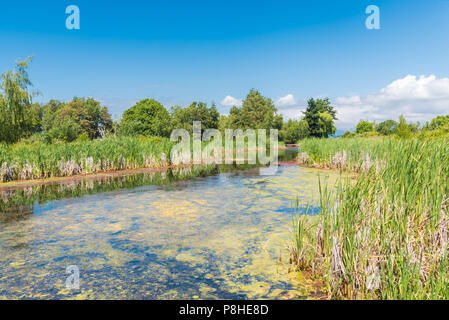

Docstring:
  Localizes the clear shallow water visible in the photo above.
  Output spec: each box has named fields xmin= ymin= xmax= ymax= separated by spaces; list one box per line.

xmin=0 ymin=151 xmax=338 ymax=299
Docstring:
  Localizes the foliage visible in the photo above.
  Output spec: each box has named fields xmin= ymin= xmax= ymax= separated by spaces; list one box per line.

xmin=375 ymin=120 xmax=398 ymax=135
xmin=120 ymin=99 xmax=172 ymax=137
xmin=341 ymin=131 xmax=356 ymax=138
xmin=0 ymin=57 xmax=41 ymax=143
xmin=42 ymin=98 xmax=112 ymax=142
xmin=295 ymin=137 xmax=449 ymax=299
xmin=280 ymin=119 xmax=309 ymax=144
xmin=396 ymin=115 xmax=412 ymax=139
xmin=221 ymin=90 xmax=283 ymax=131
xmin=424 ymin=115 xmax=449 ymax=131
xmin=171 ymin=102 xmax=219 ymax=133
xmin=355 ymin=120 xmax=374 ymax=134
xmin=360 ymin=131 xmax=380 ymax=138
xmin=346 ymin=117 xmax=425 ymax=139
xmin=0 ymin=135 xmax=175 ymax=182
xmin=303 ymin=98 xmax=337 ymax=138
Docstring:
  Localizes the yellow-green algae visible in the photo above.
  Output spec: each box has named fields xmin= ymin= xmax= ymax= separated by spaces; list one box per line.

xmin=0 ymin=163 xmax=339 ymax=299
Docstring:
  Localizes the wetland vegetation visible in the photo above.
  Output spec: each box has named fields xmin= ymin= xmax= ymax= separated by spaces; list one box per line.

xmin=293 ymin=136 xmax=449 ymax=299
xmin=2 ymin=57 xmax=449 ymax=300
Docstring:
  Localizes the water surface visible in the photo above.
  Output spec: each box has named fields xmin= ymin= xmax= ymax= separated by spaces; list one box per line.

xmin=0 ymin=151 xmax=338 ymax=299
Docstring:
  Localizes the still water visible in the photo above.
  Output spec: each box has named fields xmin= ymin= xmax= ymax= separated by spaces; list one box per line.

xmin=0 ymin=151 xmax=337 ymax=299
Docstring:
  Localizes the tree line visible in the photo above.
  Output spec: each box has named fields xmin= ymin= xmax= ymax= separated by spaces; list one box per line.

xmin=348 ymin=114 xmax=449 ymax=139
xmin=0 ymin=58 xmax=339 ymax=145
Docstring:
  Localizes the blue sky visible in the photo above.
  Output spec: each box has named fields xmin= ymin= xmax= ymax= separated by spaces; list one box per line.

xmin=1 ymin=0 xmax=448 ymax=130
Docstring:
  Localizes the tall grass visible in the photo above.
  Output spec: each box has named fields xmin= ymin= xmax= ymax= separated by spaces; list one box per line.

xmin=0 ymin=135 xmax=175 ymax=182
xmin=292 ymin=137 xmax=449 ymax=299
xmin=0 ymin=133 xmax=279 ymax=182
xmin=297 ymin=137 xmax=389 ymax=172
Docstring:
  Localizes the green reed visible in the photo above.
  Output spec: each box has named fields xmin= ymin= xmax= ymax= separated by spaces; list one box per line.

xmin=0 ymin=133 xmax=278 ymax=183
xmin=293 ymin=137 xmax=449 ymax=299
xmin=0 ymin=135 xmax=175 ymax=182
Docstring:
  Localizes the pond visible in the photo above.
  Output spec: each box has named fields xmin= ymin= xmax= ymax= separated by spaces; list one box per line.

xmin=0 ymin=150 xmax=338 ymax=299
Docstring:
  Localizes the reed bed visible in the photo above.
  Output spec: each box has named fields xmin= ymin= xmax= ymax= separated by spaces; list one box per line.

xmin=0 ymin=136 xmax=175 ymax=182
xmin=297 ymin=137 xmax=390 ymax=172
xmin=292 ymin=137 xmax=449 ymax=299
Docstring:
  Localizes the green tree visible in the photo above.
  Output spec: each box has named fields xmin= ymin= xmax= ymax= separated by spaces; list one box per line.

xmin=42 ymin=98 xmax=112 ymax=142
xmin=303 ymin=98 xmax=337 ymax=138
xmin=120 ymin=99 xmax=172 ymax=137
xmin=171 ymin=102 xmax=219 ymax=133
xmin=226 ymin=90 xmax=283 ymax=130
xmin=396 ymin=115 xmax=412 ymax=139
xmin=318 ymin=112 xmax=336 ymax=137
xmin=281 ymin=119 xmax=309 ymax=144
xmin=356 ymin=120 xmax=375 ymax=134
xmin=0 ymin=57 xmax=41 ymax=143
xmin=218 ymin=114 xmax=231 ymax=133
xmin=376 ymin=120 xmax=398 ymax=135
xmin=427 ymin=115 xmax=449 ymax=130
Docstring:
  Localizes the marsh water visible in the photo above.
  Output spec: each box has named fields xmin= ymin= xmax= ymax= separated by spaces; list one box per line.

xmin=0 ymin=150 xmax=337 ymax=299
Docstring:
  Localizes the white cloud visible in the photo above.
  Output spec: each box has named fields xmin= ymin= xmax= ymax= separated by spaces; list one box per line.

xmin=334 ymin=75 xmax=449 ymax=130
xmin=275 ymin=94 xmax=306 ymax=120
xmin=279 ymin=107 xmax=305 ymax=120
xmin=220 ymin=95 xmax=242 ymax=107
xmin=276 ymin=94 xmax=296 ymax=107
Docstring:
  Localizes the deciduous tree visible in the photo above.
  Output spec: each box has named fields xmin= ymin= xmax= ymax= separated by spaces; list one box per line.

xmin=120 ymin=99 xmax=172 ymax=137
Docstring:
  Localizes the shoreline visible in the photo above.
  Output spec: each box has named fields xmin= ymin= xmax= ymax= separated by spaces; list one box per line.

xmin=296 ymin=162 xmax=358 ymax=179
xmin=0 ymin=147 xmax=294 ymax=191
xmin=0 ymin=165 xmax=188 ymax=191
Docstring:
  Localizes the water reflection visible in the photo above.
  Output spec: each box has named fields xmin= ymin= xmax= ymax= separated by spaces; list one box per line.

xmin=0 ymin=150 xmax=339 ymax=299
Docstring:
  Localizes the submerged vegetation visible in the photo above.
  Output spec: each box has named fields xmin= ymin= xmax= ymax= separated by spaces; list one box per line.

xmin=292 ymin=137 xmax=449 ymax=299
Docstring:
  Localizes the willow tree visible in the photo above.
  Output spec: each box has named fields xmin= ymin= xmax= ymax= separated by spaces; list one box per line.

xmin=0 ymin=57 xmax=39 ymax=143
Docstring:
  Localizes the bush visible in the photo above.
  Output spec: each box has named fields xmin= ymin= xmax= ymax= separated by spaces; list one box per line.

xmin=356 ymin=120 xmax=374 ymax=134
xmin=281 ymin=119 xmax=309 ymax=144
xmin=76 ymin=132 xmax=90 ymax=143
xmin=342 ymin=131 xmax=356 ymax=138
xmin=121 ymin=99 xmax=172 ymax=137
xmin=361 ymin=131 xmax=379 ymax=138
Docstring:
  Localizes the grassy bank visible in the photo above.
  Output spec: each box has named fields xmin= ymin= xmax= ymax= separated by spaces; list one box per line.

xmin=296 ymin=137 xmax=388 ymax=172
xmin=0 ymin=136 xmax=175 ymax=182
xmin=292 ymin=137 xmax=449 ymax=299
xmin=0 ymin=134 xmax=281 ymax=183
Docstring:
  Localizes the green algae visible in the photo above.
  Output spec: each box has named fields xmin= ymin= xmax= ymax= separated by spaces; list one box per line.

xmin=0 ymin=154 xmax=339 ymax=299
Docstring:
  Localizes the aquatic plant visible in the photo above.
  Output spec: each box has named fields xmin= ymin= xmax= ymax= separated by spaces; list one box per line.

xmin=0 ymin=135 xmax=175 ymax=182
xmin=296 ymin=137 xmax=385 ymax=172
xmin=293 ymin=137 xmax=449 ymax=299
